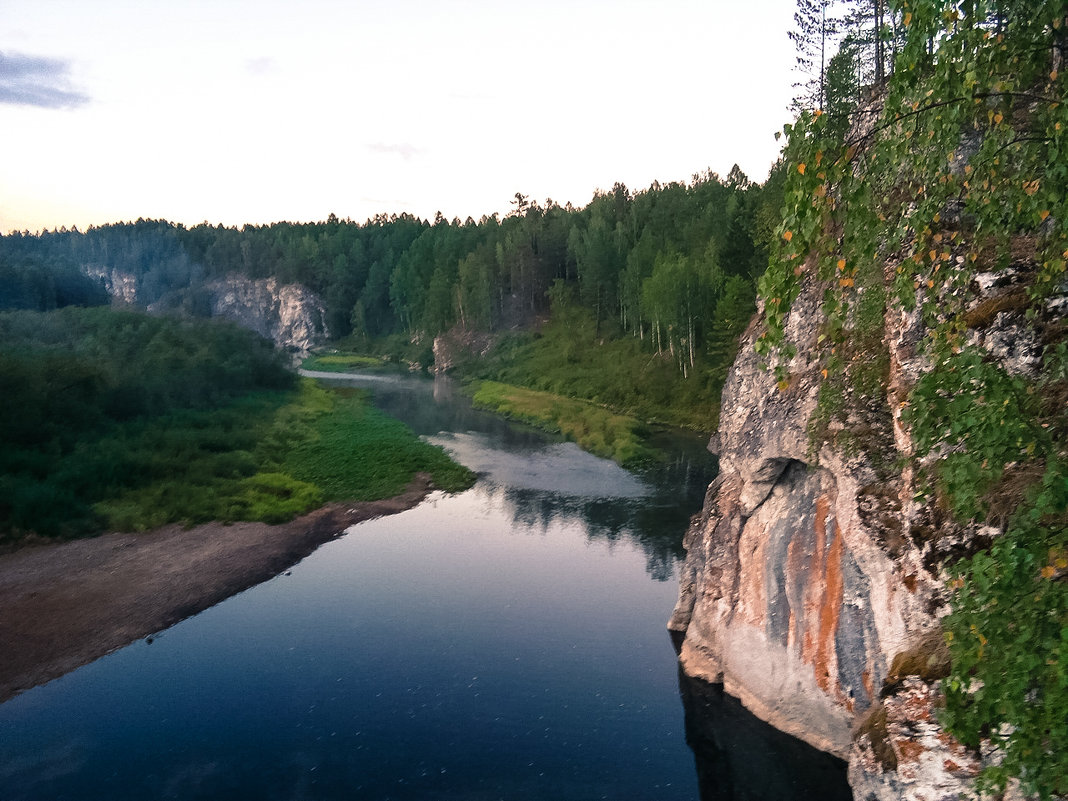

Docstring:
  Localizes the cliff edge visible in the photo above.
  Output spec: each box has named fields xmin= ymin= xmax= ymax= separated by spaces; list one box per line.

xmin=670 ymin=242 xmax=1061 ymax=800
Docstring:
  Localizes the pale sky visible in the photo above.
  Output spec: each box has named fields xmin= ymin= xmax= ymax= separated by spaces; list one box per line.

xmin=0 ymin=0 xmax=799 ymax=233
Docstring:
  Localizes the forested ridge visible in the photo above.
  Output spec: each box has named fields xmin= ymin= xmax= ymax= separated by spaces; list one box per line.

xmin=1 ymin=166 xmax=780 ymax=395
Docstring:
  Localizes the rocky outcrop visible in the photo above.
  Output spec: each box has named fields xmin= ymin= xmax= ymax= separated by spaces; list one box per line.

xmin=431 ymin=326 xmax=497 ymax=373
xmin=670 ymin=270 xmax=938 ymax=760
xmin=82 ymin=264 xmax=139 ymax=305
xmin=205 ymin=275 xmax=328 ymax=352
xmin=83 ymin=263 xmax=328 ymax=353
xmin=670 ymin=253 xmax=1062 ymax=798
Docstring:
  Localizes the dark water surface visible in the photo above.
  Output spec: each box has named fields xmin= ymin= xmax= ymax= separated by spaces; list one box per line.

xmin=0 ymin=370 xmax=850 ymax=800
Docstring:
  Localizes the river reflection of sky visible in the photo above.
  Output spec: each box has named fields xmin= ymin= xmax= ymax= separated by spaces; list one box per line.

xmin=426 ymin=431 xmax=650 ymax=498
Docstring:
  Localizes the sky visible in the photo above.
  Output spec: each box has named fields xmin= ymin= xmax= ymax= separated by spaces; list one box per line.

xmin=0 ymin=0 xmax=799 ymax=233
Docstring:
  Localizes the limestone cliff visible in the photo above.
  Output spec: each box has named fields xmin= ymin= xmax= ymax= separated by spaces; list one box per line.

xmin=82 ymin=264 xmax=328 ymax=352
xmin=204 ymin=274 xmax=328 ymax=353
xmin=670 ymin=254 xmax=1060 ymax=799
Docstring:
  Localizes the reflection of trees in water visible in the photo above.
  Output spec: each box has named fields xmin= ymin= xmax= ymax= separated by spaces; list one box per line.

xmin=482 ymin=481 xmax=697 ymax=583
xmin=466 ymin=431 xmax=717 ymax=583
xmin=343 ymin=371 xmax=719 ymax=582
xmin=677 ymin=669 xmax=852 ymax=801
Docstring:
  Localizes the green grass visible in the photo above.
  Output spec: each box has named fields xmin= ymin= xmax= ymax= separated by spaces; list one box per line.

xmin=282 ymin=384 xmax=475 ymax=500
xmin=3 ymin=380 xmax=474 ymax=541
xmin=465 ymin=306 xmax=720 ymax=432
xmin=470 ymin=381 xmax=655 ymax=468
xmin=301 ymin=352 xmax=386 ymax=372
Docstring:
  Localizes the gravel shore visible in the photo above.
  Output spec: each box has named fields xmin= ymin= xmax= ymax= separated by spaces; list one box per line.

xmin=0 ymin=474 xmax=432 ymax=704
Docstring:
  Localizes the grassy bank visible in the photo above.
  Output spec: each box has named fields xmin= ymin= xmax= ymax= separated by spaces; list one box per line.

xmin=0 ymin=307 xmax=474 ymax=542
xmin=93 ymin=381 xmax=475 ymax=533
xmin=462 ymin=305 xmax=721 ymax=432
xmin=300 ymin=352 xmax=386 ymax=372
xmin=469 ymin=381 xmax=654 ymax=468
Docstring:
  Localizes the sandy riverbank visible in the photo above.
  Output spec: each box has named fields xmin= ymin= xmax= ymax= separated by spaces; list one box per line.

xmin=0 ymin=474 xmax=433 ymax=704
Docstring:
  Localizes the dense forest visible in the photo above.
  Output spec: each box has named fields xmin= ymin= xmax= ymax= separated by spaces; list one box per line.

xmin=0 ymin=307 xmax=472 ymax=543
xmin=0 ymin=165 xmax=781 ymax=393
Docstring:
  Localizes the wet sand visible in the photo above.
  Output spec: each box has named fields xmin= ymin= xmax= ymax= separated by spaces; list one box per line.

xmin=0 ymin=474 xmax=433 ymax=704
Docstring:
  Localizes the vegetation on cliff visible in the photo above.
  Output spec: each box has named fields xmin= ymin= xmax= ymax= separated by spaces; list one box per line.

xmin=0 ymin=308 xmax=473 ymax=543
xmin=766 ymin=1 xmax=1067 ymax=796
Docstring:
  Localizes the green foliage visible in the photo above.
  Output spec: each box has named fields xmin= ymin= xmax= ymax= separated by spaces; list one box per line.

xmin=906 ymin=351 xmax=1043 ymax=520
xmin=0 ymin=309 xmax=473 ymax=541
xmin=468 ymin=299 xmax=721 ymax=431
xmin=942 ymin=462 xmax=1068 ymax=800
xmin=3 ymin=166 xmax=774 ymax=386
xmin=0 ymin=253 xmax=109 ymax=311
xmin=283 ymin=385 xmax=475 ymax=498
xmin=765 ymin=1 xmax=1068 ymax=795
xmin=301 ymin=352 xmax=385 ymax=372
xmin=470 ymin=381 xmax=655 ymax=468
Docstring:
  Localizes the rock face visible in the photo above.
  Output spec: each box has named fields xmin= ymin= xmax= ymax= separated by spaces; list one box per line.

xmin=431 ymin=326 xmax=496 ymax=373
xmin=670 ymin=257 xmax=1060 ymax=798
xmin=83 ymin=264 xmax=329 ymax=353
xmin=82 ymin=264 xmax=139 ymax=305
xmin=205 ymin=275 xmax=328 ymax=353
xmin=670 ymin=272 xmax=939 ymax=759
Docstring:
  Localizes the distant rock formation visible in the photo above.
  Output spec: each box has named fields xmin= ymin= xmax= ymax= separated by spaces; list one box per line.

xmin=431 ymin=326 xmax=496 ymax=374
xmin=205 ymin=274 xmax=328 ymax=353
xmin=82 ymin=264 xmax=139 ymax=305
xmin=82 ymin=264 xmax=328 ymax=353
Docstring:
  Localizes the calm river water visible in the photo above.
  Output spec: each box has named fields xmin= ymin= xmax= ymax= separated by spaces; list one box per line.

xmin=0 ymin=370 xmax=850 ymax=800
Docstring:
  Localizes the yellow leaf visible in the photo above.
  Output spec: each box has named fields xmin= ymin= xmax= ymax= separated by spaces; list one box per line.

xmin=926 ymin=279 xmax=935 ymax=288
xmin=783 ymin=230 xmax=793 ymax=242
xmin=797 ymin=163 xmax=806 ymax=175
xmin=994 ymin=112 xmax=1004 ymax=125
xmin=837 ymin=259 xmax=847 ymax=271
xmin=1041 ymin=565 xmax=1056 ymax=580
xmin=1040 ymin=209 xmax=1051 ymax=221
xmin=777 ymin=379 xmax=790 ymax=392
xmin=814 ymin=184 xmax=827 ymax=198
xmin=904 ymin=11 xmax=912 ymax=26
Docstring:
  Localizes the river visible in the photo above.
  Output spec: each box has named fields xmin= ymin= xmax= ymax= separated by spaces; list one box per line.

xmin=0 ymin=370 xmax=850 ymax=800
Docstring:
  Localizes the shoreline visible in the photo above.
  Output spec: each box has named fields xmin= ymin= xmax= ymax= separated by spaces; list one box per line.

xmin=0 ymin=474 xmax=434 ymax=705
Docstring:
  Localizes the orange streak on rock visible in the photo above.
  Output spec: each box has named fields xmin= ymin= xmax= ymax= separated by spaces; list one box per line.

xmin=813 ymin=495 xmax=844 ymax=696
xmin=799 ymin=497 xmax=826 ymax=667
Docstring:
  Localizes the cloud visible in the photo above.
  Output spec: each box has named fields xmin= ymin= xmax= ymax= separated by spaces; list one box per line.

xmin=245 ymin=56 xmax=276 ymax=76
xmin=0 ymin=50 xmax=89 ymax=109
xmin=366 ymin=142 xmax=421 ymax=161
